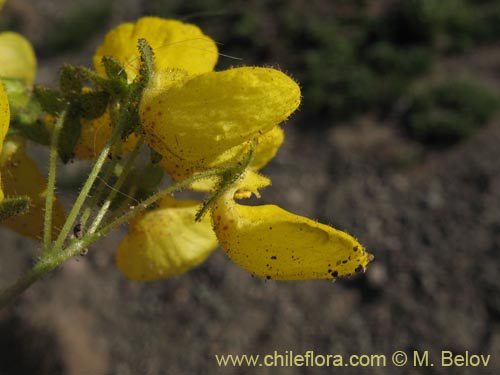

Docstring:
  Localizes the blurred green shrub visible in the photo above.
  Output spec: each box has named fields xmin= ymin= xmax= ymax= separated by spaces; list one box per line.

xmin=36 ymin=0 xmax=500 ymax=130
xmin=41 ymin=1 xmax=112 ymax=56
xmin=401 ymin=80 xmax=500 ymax=146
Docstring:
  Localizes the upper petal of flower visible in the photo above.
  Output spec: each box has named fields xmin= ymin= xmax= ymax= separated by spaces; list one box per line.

xmin=0 ymin=32 xmax=37 ymax=85
xmin=141 ymin=67 xmax=300 ymax=163
xmin=0 ymin=138 xmax=66 ymax=240
xmin=0 ymin=82 xmax=10 ymax=201
xmin=116 ymin=197 xmax=218 ymax=281
xmin=212 ymin=186 xmax=373 ymax=280
xmin=93 ymin=17 xmax=218 ymax=79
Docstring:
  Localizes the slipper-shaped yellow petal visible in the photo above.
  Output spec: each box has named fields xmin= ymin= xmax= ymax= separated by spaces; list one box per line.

xmin=212 ymin=187 xmax=373 ymax=280
xmin=141 ymin=67 xmax=300 ymax=164
xmin=0 ymin=32 xmax=37 ymax=85
xmin=116 ymin=197 xmax=218 ymax=281
xmin=0 ymin=139 xmax=66 ymax=240
xmin=94 ymin=17 xmax=218 ymax=79
xmin=0 ymin=82 xmax=10 ymax=201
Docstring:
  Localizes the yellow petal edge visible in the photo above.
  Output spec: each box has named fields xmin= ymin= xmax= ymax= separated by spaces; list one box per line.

xmin=0 ymin=82 xmax=10 ymax=201
xmin=212 ymin=187 xmax=373 ymax=280
xmin=116 ymin=197 xmax=218 ymax=281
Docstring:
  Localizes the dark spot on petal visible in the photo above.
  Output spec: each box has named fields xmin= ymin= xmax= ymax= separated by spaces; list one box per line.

xmin=270 ymin=256 xmax=277 ymax=260
xmin=332 ymin=271 xmax=339 ymax=278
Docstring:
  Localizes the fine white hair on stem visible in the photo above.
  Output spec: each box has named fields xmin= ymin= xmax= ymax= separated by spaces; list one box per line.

xmin=95 ymin=175 xmax=141 ymax=205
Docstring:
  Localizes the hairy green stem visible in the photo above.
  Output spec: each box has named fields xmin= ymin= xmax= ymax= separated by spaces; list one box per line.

xmin=97 ymin=167 xmax=225 ymax=237
xmin=0 ymin=230 xmax=98 ymax=309
xmin=51 ymin=104 xmax=126 ymax=253
xmin=43 ymin=110 xmax=66 ymax=252
xmin=88 ymin=136 xmax=144 ymax=235
xmin=0 ymin=166 xmax=224 ymax=309
xmin=79 ymin=139 xmax=123 ymax=231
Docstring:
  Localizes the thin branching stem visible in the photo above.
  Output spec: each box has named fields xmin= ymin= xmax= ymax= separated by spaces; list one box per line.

xmin=0 ymin=165 xmax=225 ymax=309
xmin=79 ymin=138 xmax=123 ymax=231
xmin=51 ymin=102 xmax=127 ymax=254
xmin=88 ymin=136 xmax=144 ymax=235
xmin=43 ymin=110 xmax=66 ymax=252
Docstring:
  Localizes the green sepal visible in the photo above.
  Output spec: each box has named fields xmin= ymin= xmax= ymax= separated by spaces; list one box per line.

xmin=102 ymin=56 xmax=128 ymax=83
xmin=58 ymin=111 xmax=82 ymax=163
xmin=79 ymin=91 xmax=109 ymax=120
xmin=137 ymin=38 xmax=155 ymax=88
xmin=34 ymin=86 xmax=66 ymax=115
xmin=59 ymin=65 xmax=83 ymax=98
xmin=120 ymin=105 xmax=140 ymax=140
xmin=0 ymin=196 xmax=30 ymax=222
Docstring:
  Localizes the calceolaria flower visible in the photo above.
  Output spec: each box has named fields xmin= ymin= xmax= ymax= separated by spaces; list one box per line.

xmin=100 ymin=17 xmax=373 ymax=281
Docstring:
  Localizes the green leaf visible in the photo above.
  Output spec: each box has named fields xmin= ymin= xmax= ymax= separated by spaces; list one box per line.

xmin=59 ymin=65 xmax=83 ymax=97
xmin=102 ymin=56 xmax=128 ymax=83
xmin=0 ymin=196 xmax=30 ymax=222
xmin=137 ymin=38 xmax=155 ymax=88
xmin=58 ymin=111 xmax=82 ymax=163
xmin=79 ymin=91 xmax=109 ymax=119
xmin=120 ymin=106 xmax=140 ymax=140
xmin=34 ymin=86 xmax=66 ymax=115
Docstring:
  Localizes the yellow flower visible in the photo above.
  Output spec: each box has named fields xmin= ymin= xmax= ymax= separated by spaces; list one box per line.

xmin=117 ymin=180 xmax=372 ymax=281
xmin=140 ymin=67 xmax=300 ymax=182
xmin=116 ymin=197 xmax=218 ymax=281
xmin=0 ymin=32 xmax=36 ymax=85
xmin=212 ymin=182 xmax=372 ymax=280
xmin=98 ymin=17 xmax=372 ymax=281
